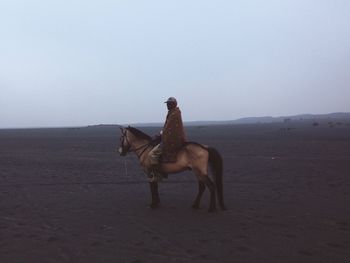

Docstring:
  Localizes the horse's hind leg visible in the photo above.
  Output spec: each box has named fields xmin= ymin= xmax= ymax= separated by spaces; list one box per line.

xmin=202 ymin=175 xmax=216 ymax=212
xmin=149 ymin=182 xmax=160 ymax=209
xmin=192 ymin=181 xmax=205 ymax=209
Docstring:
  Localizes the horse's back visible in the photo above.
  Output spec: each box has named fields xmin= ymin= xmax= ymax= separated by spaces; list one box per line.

xmin=181 ymin=142 xmax=209 ymax=161
xmin=183 ymin=141 xmax=208 ymax=151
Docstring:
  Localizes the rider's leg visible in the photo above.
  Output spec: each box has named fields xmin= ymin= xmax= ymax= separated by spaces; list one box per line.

xmin=149 ymin=144 xmax=162 ymax=164
xmin=148 ymin=144 xmax=163 ymax=178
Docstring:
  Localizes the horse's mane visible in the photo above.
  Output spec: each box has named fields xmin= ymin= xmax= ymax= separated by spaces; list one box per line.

xmin=126 ymin=126 xmax=152 ymax=140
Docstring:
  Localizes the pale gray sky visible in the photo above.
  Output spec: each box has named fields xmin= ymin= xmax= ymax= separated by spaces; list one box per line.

xmin=1 ymin=0 xmax=350 ymax=128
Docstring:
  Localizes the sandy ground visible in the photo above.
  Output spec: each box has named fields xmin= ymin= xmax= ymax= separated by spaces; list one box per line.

xmin=0 ymin=122 xmax=350 ymax=263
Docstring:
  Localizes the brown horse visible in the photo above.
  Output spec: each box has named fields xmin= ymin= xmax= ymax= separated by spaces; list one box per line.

xmin=118 ymin=126 xmax=226 ymax=212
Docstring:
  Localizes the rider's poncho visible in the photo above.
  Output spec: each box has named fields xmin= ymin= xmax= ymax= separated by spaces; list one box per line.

xmin=162 ymin=107 xmax=187 ymax=162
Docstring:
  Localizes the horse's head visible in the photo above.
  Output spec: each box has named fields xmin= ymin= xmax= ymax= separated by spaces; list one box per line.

xmin=118 ymin=127 xmax=132 ymax=156
xmin=118 ymin=126 xmax=152 ymax=157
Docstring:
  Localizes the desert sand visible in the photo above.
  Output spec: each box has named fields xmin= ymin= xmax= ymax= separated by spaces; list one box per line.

xmin=0 ymin=121 xmax=350 ymax=263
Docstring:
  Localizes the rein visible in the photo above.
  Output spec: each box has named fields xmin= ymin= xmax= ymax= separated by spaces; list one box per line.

xmin=132 ymin=142 xmax=152 ymax=159
xmin=122 ymin=131 xmax=152 ymax=159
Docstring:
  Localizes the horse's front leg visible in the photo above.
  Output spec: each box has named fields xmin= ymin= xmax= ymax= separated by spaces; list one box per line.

xmin=149 ymin=182 xmax=160 ymax=208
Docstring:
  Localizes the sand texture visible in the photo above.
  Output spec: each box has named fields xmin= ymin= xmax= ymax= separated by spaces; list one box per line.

xmin=1 ymin=122 xmax=350 ymax=263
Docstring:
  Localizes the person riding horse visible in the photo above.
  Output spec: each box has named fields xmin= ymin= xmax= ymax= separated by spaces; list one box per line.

xmin=118 ymin=121 xmax=226 ymax=211
xmin=148 ymin=97 xmax=187 ymax=179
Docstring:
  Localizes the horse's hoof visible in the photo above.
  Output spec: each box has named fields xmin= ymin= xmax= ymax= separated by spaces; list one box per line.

xmin=149 ymin=203 xmax=159 ymax=209
xmin=191 ymin=204 xmax=200 ymax=210
xmin=208 ymin=208 xmax=216 ymax=213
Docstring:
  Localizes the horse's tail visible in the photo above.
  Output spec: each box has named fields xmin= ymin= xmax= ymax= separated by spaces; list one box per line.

xmin=208 ymin=147 xmax=226 ymax=210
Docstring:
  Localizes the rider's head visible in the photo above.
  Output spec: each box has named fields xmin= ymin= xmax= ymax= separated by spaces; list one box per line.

xmin=165 ymin=97 xmax=177 ymax=110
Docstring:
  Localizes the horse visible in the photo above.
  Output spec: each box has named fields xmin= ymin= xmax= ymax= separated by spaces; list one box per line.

xmin=118 ymin=126 xmax=226 ymax=212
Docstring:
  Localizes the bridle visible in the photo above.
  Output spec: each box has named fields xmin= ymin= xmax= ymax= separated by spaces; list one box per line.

xmin=120 ymin=129 xmax=152 ymax=159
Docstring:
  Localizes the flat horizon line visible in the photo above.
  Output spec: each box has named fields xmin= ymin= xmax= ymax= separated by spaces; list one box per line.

xmin=1 ymin=112 xmax=349 ymax=130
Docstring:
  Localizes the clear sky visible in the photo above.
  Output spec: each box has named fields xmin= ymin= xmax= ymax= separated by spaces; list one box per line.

xmin=1 ymin=0 xmax=349 ymax=128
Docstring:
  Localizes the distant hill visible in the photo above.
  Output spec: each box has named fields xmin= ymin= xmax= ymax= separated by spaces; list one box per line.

xmin=129 ymin=112 xmax=350 ymax=127
xmin=231 ymin=112 xmax=350 ymax=124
